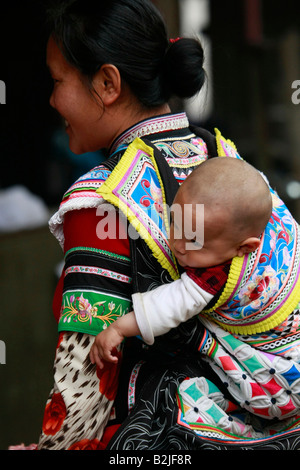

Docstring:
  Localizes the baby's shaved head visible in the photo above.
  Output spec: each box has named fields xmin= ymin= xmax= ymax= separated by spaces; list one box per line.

xmin=178 ymin=157 xmax=273 ymax=242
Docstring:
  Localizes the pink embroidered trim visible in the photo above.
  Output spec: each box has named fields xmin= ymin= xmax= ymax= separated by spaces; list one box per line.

xmin=128 ymin=360 xmax=145 ymax=411
xmin=64 ymin=265 xmax=132 ymax=284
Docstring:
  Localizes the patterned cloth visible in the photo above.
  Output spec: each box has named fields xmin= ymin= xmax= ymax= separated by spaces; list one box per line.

xmin=195 ymin=315 xmax=300 ymax=417
xmin=38 ymin=332 xmax=121 ymax=450
xmin=104 ymin=303 xmax=300 ymax=449
xmin=174 ymin=311 xmax=300 ymax=444
xmin=107 ymin=315 xmax=300 ymax=450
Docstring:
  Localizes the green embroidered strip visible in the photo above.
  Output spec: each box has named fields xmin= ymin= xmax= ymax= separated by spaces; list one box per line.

xmin=65 ymin=246 xmax=131 ymax=262
xmin=58 ymin=289 xmax=132 ymax=335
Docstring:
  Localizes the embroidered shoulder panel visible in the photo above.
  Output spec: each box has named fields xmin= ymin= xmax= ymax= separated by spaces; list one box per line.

xmin=152 ymin=134 xmax=209 ymax=175
xmin=48 ymin=164 xmax=113 ymax=247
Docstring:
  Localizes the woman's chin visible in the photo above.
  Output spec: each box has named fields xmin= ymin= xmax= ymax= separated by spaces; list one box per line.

xmin=67 ymin=136 xmax=85 ymax=155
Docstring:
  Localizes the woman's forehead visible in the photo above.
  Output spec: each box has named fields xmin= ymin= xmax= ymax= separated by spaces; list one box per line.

xmin=46 ymin=37 xmax=71 ymax=74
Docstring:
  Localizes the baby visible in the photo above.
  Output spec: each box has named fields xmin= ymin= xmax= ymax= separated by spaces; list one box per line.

xmin=90 ymin=157 xmax=273 ymax=368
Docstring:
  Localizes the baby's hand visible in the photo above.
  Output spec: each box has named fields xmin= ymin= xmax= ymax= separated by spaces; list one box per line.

xmin=89 ymin=325 xmax=124 ymax=369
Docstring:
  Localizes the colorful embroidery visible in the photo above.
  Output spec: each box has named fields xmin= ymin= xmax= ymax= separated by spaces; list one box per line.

xmin=64 ymin=265 xmax=132 ymax=284
xmin=237 ymin=304 xmax=300 ymax=360
xmin=177 ymin=316 xmax=300 ymax=441
xmin=49 ymin=113 xmax=208 ymax=248
xmin=60 ymin=246 xmax=132 ymax=335
xmin=128 ymin=360 xmax=145 ymax=412
xmin=177 ymin=376 xmax=300 ymax=442
xmin=59 ymin=290 xmax=131 ymax=334
xmin=61 ymin=167 xmax=111 ymax=204
xmin=48 ymin=166 xmax=111 ymax=248
xmin=152 ymin=135 xmax=209 ymax=168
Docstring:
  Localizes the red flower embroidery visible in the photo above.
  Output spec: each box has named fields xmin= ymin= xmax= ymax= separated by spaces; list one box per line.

xmin=42 ymin=392 xmax=67 ymax=436
xmin=249 ymin=276 xmax=270 ymax=301
xmin=68 ymin=439 xmax=100 ymax=450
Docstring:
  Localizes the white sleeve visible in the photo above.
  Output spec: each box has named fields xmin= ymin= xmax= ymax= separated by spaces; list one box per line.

xmin=132 ymin=272 xmax=214 ymax=345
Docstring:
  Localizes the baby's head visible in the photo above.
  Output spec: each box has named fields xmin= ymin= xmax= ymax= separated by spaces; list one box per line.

xmin=169 ymin=157 xmax=273 ymax=268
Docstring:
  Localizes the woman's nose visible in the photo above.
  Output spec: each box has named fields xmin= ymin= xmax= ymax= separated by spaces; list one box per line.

xmin=49 ymin=91 xmax=55 ymax=109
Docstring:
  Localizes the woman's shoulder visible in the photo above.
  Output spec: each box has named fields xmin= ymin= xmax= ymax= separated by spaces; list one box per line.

xmin=49 ymin=160 xmax=116 ymax=248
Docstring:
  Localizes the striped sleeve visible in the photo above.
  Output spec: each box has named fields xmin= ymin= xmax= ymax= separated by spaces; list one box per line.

xmin=53 ymin=208 xmax=133 ymax=336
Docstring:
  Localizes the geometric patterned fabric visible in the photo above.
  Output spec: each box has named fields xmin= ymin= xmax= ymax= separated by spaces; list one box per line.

xmin=177 ymin=314 xmax=300 ymax=441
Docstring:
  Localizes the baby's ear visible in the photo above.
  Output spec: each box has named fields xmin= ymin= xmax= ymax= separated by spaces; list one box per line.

xmin=237 ymin=237 xmax=261 ymax=257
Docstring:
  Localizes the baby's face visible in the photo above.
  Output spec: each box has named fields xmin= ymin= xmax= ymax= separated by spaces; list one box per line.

xmin=169 ymin=189 xmax=238 ymax=269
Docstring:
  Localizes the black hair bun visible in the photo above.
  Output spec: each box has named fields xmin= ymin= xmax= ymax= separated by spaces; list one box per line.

xmin=162 ymin=37 xmax=206 ymax=100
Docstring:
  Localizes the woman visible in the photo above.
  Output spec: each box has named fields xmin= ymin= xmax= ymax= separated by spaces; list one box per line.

xmin=38 ymin=0 xmax=300 ymax=450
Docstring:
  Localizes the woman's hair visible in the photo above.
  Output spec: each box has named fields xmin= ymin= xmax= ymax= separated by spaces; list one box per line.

xmin=46 ymin=0 xmax=206 ymax=107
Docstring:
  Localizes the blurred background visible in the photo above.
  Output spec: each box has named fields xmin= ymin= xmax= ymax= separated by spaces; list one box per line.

xmin=0 ymin=0 xmax=299 ymax=449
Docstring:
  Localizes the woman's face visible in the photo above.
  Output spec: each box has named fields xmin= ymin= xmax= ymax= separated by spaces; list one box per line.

xmin=46 ymin=36 xmax=107 ymax=154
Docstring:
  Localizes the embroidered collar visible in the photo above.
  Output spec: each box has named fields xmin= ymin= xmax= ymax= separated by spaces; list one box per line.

xmin=109 ymin=112 xmax=189 ymax=155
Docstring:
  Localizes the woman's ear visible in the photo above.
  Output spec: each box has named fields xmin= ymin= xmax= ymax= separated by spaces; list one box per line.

xmin=236 ymin=237 xmax=261 ymax=257
xmin=93 ymin=64 xmax=122 ymax=106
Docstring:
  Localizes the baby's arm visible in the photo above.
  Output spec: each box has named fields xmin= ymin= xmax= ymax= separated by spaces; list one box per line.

xmin=90 ymin=273 xmax=214 ymax=367
xmin=89 ymin=311 xmax=140 ymax=369
xmin=133 ymin=273 xmax=214 ymax=345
